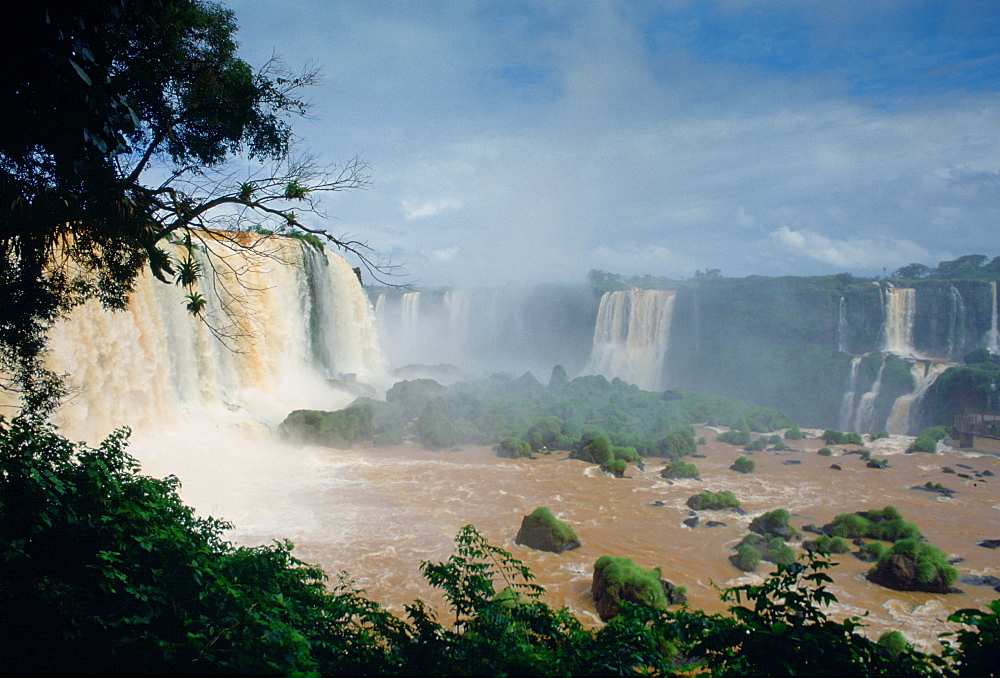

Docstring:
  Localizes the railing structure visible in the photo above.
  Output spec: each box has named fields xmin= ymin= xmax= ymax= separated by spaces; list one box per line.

xmin=954 ymin=413 xmax=1000 ymax=447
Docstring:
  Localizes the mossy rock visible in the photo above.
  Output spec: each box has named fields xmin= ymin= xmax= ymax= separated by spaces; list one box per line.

xmin=660 ymin=460 xmax=700 ymax=480
xmin=496 ymin=437 xmax=532 ymax=458
xmin=867 ymin=539 xmax=960 ymax=593
xmin=278 ymin=403 xmax=374 ymax=447
xmin=514 ymin=507 xmax=580 ymax=553
xmin=591 ymin=556 xmax=685 ymax=621
xmin=686 ymin=490 xmax=741 ymax=511
xmin=748 ymin=508 xmax=798 ymax=540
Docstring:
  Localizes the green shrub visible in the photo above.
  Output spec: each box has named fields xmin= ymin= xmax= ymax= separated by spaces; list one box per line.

xmin=818 ymin=447 xmax=833 ymax=456
xmin=907 ymin=434 xmax=938 ymax=453
xmin=766 ymin=537 xmax=796 ymax=565
xmin=528 ymin=507 xmax=578 ymax=545
xmin=874 ymin=539 xmax=958 ymax=587
xmin=526 ymin=417 xmax=564 ymax=451
xmin=829 ymin=506 xmax=921 ymax=542
xmin=749 ymin=509 xmax=798 ymax=540
xmin=583 ymin=434 xmax=613 ymax=465
xmin=732 ymin=456 xmax=755 ymax=473
xmin=278 ymin=403 xmax=374 ymax=447
xmin=919 ymin=426 xmax=948 ymax=441
xmin=823 ymin=429 xmax=846 ymax=444
xmin=813 ymin=535 xmax=850 ymax=554
xmin=718 ymin=424 xmax=751 ymax=446
xmin=496 ymin=437 xmax=531 ymax=458
xmin=742 ymin=534 xmax=796 ymax=565
xmin=869 ymin=431 xmax=889 ymax=441
xmin=660 ymin=459 xmax=700 ymax=479
xmin=843 ymin=432 xmax=864 ymax=446
xmin=830 ymin=513 xmax=871 ymax=538
xmin=784 ymin=424 xmax=803 ymax=440
xmin=687 ymin=490 xmax=741 ymax=511
xmin=744 ymin=437 xmax=768 ymax=452
xmin=908 ymin=426 xmax=947 ymax=453
xmin=861 ymin=541 xmax=887 ymax=560
xmin=870 ymin=519 xmax=921 ymax=542
xmin=732 ymin=544 xmax=761 ymax=572
xmin=878 ymin=630 xmax=910 ymax=657
xmin=657 ymin=432 xmax=694 ymax=458
xmin=612 ymin=445 xmax=641 ymax=463
xmin=592 ymin=556 xmax=667 ymax=610
xmin=602 ymin=459 xmax=628 ymax=476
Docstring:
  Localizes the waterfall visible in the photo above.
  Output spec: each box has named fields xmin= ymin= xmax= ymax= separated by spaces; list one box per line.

xmin=882 ymin=287 xmax=917 ymax=356
xmin=401 ymin=292 xmax=422 ymax=337
xmin=885 ymin=361 xmax=951 ymax=435
xmin=986 ymin=281 xmax=1000 ymax=355
xmin=582 ymin=289 xmax=676 ymax=391
xmin=45 ymin=237 xmax=387 ymax=442
xmin=851 ymin=357 xmax=886 ymax=433
xmin=443 ymin=289 xmax=474 ymax=356
xmin=837 ymin=296 xmax=848 ymax=353
xmin=838 ymin=356 xmax=862 ymax=430
xmin=947 ymin=286 xmax=967 ymax=357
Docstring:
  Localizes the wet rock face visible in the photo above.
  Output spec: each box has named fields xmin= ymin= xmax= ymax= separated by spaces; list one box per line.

xmin=514 ymin=514 xmax=581 ymax=553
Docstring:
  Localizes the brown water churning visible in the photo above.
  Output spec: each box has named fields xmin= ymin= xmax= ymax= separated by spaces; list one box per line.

xmin=234 ymin=428 xmax=1000 ymax=652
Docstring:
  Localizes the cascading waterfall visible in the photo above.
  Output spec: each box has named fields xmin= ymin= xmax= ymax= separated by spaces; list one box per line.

xmin=46 ymin=236 xmax=388 ymax=442
xmin=401 ymin=292 xmax=422 ymax=337
xmin=885 ymin=361 xmax=951 ymax=435
xmin=837 ymin=296 xmax=848 ymax=353
xmin=582 ymin=289 xmax=676 ymax=391
xmin=986 ymin=281 xmax=1000 ymax=354
xmin=443 ymin=289 xmax=473 ymax=357
xmin=947 ymin=286 xmax=967 ymax=357
xmin=851 ymin=357 xmax=886 ymax=433
xmin=838 ymin=356 xmax=862 ymax=430
xmin=882 ymin=287 xmax=917 ymax=356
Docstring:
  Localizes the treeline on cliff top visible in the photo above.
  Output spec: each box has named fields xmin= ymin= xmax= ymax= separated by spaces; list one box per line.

xmin=3 ymin=415 xmax=998 ymax=676
xmin=279 ymin=366 xmax=792 ymax=453
xmin=587 ymin=253 xmax=1000 ymax=293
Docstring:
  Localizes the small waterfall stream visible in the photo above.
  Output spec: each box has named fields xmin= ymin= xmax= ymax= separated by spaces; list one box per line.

xmin=986 ymin=281 xmax=1000 ymax=354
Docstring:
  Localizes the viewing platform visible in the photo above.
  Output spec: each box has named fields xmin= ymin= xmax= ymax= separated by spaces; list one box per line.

xmin=954 ymin=413 xmax=1000 ymax=454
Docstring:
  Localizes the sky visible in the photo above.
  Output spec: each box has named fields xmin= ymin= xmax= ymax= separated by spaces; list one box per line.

xmin=228 ymin=0 xmax=1000 ymax=288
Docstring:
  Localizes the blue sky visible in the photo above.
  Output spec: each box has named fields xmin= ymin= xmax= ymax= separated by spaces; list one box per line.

xmin=229 ymin=0 xmax=1000 ymax=287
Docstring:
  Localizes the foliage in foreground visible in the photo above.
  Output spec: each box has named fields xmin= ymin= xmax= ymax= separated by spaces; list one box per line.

xmin=2 ymin=415 xmax=997 ymax=676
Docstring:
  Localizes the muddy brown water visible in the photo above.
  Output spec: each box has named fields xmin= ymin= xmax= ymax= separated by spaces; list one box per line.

xmin=142 ymin=426 xmax=1000 ymax=653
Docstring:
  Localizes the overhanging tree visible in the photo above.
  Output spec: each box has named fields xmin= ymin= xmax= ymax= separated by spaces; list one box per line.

xmin=1 ymin=0 xmax=392 ymax=412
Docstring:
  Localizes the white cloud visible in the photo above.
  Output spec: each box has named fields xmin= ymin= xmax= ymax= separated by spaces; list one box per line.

xmin=432 ymin=246 xmax=460 ymax=262
xmin=591 ymin=245 xmax=685 ymax=277
xmin=230 ymin=1 xmax=1000 ymax=286
xmin=401 ymin=198 xmax=463 ymax=220
xmin=768 ymin=226 xmax=929 ymax=270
